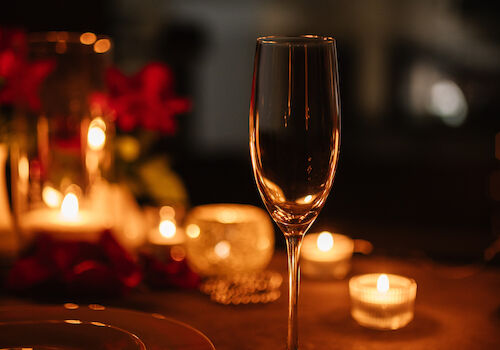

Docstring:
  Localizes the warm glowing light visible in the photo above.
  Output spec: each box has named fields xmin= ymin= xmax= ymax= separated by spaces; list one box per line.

xmin=88 ymin=304 xmax=106 ymax=311
xmin=94 ymin=38 xmax=111 ymax=53
xmin=296 ymin=194 xmax=314 ymax=204
xmin=317 ymin=231 xmax=334 ymax=252
xmin=60 ymin=193 xmax=79 ymax=220
xmin=257 ymin=237 xmax=270 ymax=250
xmin=117 ymin=136 xmax=140 ymax=161
xmin=214 ymin=240 xmax=231 ymax=259
xmin=42 ymin=186 xmax=63 ymax=208
xmin=86 ymin=152 xmax=99 ymax=172
xmin=159 ymin=205 xmax=175 ymax=219
xmin=217 ymin=209 xmax=238 ymax=223
xmin=186 ymin=224 xmax=200 ymax=238
xmin=377 ymin=274 xmax=390 ymax=293
xmin=159 ymin=219 xmax=176 ymax=238
xmin=87 ymin=118 xmax=106 ymax=150
xmin=64 ymin=303 xmax=79 ymax=310
xmin=18 ymin=156 xmax=29 ymax=181
xmin=64 ymin=319 xmax=82 ymax=325
xmin=80 ymin=32 xmax=97 ymax=45
xmin=262 ymin=177 xmax=285 ymax=202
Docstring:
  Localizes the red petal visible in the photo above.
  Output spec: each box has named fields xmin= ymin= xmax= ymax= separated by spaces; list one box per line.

xmin=139 ymin=62 xmax=173 ymax=98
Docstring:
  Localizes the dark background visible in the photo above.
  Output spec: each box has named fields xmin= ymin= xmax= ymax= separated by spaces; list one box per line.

xmin=2 ymin=0 xmax=500 ymax=262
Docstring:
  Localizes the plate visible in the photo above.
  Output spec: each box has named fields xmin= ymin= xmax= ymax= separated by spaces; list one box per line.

xmin=0 ymin=304 xmax=215 ymax=350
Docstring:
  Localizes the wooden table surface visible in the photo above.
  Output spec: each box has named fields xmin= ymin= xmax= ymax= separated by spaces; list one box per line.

xmin=1 ymin=251 xmax=500 ymax=349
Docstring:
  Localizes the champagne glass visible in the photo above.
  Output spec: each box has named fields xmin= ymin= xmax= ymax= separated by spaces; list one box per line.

xmin=249 ymin=35 xmax=340 ymax=349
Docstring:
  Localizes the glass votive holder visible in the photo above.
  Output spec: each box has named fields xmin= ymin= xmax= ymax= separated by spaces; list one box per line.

xmin=349 ymin=273 xmax=417 ymax=330
xmin=143 ymin=205 xmax=186 ymax=262
xmin=10 ymin=32 xmax=114 ymax=248
xmin=301 ymin=231 xmax=354 ymax=279
xmin=184 ymin=204 xmax=274 ymax=276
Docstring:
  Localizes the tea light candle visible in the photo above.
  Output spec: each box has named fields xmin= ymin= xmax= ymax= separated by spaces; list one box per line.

xmin=300 ymin=231 xmax=354 ymax=279
xmin=148 ymin=218 xmax=185 ymax=246
xmin=349 ymin=273 xmax=417 ymax=330
xmin=147 ymin=217 xmax=187 ymax=262
xmin=22 ymin=193 xmax=107 ymax=241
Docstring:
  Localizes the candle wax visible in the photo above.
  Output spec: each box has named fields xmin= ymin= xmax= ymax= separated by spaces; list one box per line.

xmin=21 ymin=208 xmax=107 ymax=241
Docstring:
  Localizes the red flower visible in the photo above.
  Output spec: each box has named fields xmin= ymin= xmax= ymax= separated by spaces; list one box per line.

xmin=0 ymin=28 xmax=55 ymax=112
xmin=102 ymin=62 xmax=191 ymax=134
xmin=5 ymin=230 xmax=142 ymax=297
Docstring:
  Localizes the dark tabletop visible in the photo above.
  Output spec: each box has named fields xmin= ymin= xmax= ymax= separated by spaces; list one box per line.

xmin=1 ymin=252 xmax=500 ymax=350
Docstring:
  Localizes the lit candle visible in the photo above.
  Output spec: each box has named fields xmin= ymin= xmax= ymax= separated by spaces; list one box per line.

xmin=22 ymin=192 xmax=107 ymax=241
xmin=300 ymin=231 xmax=354 ymax=279
xmin=349 ymin=273 xmax=417 ymax=330
xmin=148 ymin=217 xmax=185 ymax=246
xmin=85 ymin=117 xmax=108 ymax=183
xmin=147 ymin=206 xmax=186 ymax=262
xmin=184 ymin=204 xmax=274 ymax=277
xmin=87 ymin=117 xmax=107 ymax=151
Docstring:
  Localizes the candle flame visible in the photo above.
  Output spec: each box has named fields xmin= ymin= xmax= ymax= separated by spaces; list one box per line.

xmin=317 ymin=231 xmax=334 ymax=252
xmin=214 ymin=240 xmax=231 ymax=259
xmin=61 ymin=193 xmax=79 ymax=220
xmin=43 ymin=186 xmax=63 ymax=208
xmin=159 ymin=219 xmax=176 ymax=238
xmin=87 ymin=118 xmax=106 ymax=151
xmin=377 ymin=274 xmax=390 ymax=293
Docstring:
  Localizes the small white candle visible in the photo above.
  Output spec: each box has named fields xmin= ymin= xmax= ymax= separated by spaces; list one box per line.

xmin=147 ymin=215 xmax=187 ymax=262
xmin=300 ymin=231 xmax=354 ymax=279
xmin=349 ymin=273 xmax=417 ymax=330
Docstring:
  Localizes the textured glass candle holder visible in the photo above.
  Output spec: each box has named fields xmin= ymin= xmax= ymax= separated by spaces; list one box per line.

xmin=349 ymin=273 xmax=417 ymax=330
xmin=184 ymin=204 xmax=274 ymax=276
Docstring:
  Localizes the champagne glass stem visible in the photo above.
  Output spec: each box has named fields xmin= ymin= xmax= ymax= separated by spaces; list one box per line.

xmin=285 ymin=234 xmax=304 ymax=350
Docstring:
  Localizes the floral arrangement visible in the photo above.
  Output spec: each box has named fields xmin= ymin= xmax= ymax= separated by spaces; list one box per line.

xmin=0 ymin=28 xmax=198 ymax=296
xmin=90 ymin=62 xmax=191 ymax=207
xmin=0 ymin=27 xmax=191 ymax=207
